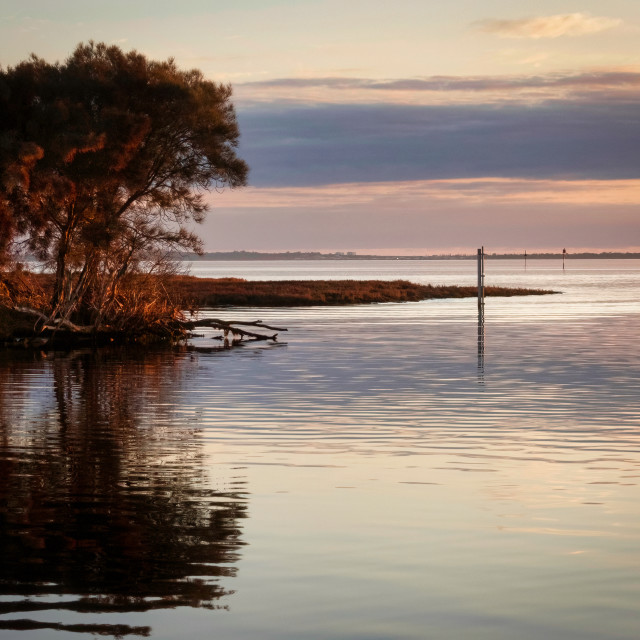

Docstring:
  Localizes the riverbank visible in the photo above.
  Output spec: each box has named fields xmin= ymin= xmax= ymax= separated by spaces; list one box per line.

xmin=165 ymin=276 xmax=556 ymax=307
xmin=0 ymin=272 xmax=555 ymax=347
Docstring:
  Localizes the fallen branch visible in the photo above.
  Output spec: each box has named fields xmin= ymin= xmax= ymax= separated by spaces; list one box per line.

xmin=177 ymin=318 xmax=287 ymax=342
xmin=15 ymin=306 xmax=94 ymax=333
xmin=4 ymin=304 xmax=286 ymax=347
xmin=14 ymin=306 xmax=49 ymax=324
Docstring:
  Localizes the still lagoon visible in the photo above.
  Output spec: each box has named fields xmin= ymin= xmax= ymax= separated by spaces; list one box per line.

xmin=1 ymin=259 xmax=639 ymax=639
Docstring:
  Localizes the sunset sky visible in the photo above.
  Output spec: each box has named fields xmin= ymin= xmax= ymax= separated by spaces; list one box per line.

xmin=2 ymin=0 xmax=639 ymax=253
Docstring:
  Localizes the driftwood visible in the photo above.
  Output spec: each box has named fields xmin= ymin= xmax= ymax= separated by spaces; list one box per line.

xmin=14 ymin=307 xmax=94 ymax=333
xmin=5 ymin=306 xmax=286 ymax=348
xmin=177 ymin=318 xmax=287 ymax=342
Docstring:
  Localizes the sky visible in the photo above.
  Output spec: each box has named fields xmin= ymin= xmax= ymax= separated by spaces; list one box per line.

xmin=1 ymin=0 xmax=639 ymax=253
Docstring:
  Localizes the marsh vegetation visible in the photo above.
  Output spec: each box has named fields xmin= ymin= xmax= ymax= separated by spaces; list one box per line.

xmin=166 ymin=275 xmax=555 ymax=307
xmin=1 ymin=269 xmax=553 ymax=347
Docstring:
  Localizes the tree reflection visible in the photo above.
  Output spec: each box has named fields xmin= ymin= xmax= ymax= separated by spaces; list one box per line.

xmin=0 ymin=348 xmax=247 ymax=637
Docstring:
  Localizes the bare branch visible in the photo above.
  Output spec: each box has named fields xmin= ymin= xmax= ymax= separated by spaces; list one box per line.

xmin=177 ymin=318 xmax=285 ymax=341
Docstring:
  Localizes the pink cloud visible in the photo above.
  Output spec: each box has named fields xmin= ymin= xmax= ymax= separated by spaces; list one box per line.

xmin=474 ymin=13 xmax=622 ymax=39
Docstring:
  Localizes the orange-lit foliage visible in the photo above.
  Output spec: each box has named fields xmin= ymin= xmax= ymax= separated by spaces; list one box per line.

xmin=0 ymin=42 xmax=247 ymax=331
xmin=0 ymin=270 xmax=185 ymax=342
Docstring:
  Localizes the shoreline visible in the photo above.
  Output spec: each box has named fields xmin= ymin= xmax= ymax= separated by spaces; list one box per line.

xmin=1 ymin=273 xmax=556 ymax=349
xmin=166 ymin=276 xmax=556 ymax=307
xmin=181 ymin=251 xmax=640 ymax=261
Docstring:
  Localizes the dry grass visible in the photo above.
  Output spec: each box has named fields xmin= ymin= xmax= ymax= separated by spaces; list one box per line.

xmin=0 ymin=269 xmax=50 ymax=310
xmin=0 ymin=270 xmax=52 ymax=339
xmin=164 ymin=276 xmax=555 ymax=307
xmin=0 ymin=271 xmax=186 ymax=342
xmin=1 ymin=271 xmax=555 ymax=343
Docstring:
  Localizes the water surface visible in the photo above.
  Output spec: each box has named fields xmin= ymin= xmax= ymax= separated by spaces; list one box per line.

xmin=1 ymin=259 xmax=639 ymax=639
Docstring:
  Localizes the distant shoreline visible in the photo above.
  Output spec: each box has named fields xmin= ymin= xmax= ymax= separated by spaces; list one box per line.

xmin=166 ymin=277 xmax=556 ymax=307
xmin=182 ymin=251 xmax=640 ymax=261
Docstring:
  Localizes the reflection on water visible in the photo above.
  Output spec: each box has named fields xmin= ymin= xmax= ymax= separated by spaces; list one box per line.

xmin=0 ymin=349 xmax=247 ymax=637
xmin=1 ymin=260 xmax=640 ymax=639
xmin=477 ymin=302 xmax=485 ymax=384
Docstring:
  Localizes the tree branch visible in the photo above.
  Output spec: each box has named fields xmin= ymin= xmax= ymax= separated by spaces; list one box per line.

xmin=177 ymin=318 xmax=286 ymax=341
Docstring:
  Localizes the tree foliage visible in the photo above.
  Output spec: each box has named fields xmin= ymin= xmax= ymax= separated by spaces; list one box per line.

xmin=0 ymin=42 xmax=248 ymax=329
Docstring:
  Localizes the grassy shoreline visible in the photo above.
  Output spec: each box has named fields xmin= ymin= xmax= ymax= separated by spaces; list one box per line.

xmin=165 ymin=276 xmax=556 ymax=307
xmin=1 ymin=273 xmax=556 ymax=346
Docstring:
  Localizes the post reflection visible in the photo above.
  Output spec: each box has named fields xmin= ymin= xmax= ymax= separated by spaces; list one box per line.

xmin=0 ymin=348 xmax=247 ymax=637
xmin=477 ymin=304 xmax=485 ymax=384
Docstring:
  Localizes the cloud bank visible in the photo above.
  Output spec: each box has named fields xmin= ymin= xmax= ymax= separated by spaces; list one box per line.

xmin=236 ymin=100 xmax=640 ymax=187
xmin=240 ymin=71 xmax=640 ymax=95
xmin=212 ymin=68 xmax=640 ymax=252
xmin=202 ymin=179 xmax=640 ymax=253
xmin=474 ymin=13 xmax=621 ymax=39
xmin=235 ymin=71 xmax=640 ymax=106
xmin=209 ymin=179 xmax=640 ymax=210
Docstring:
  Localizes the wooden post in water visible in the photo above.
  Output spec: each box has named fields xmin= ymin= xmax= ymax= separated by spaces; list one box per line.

xmin=562 ymin=247 xmax=566 ymax=270
xmin=477 ymin=247 xmax=485 ymax=309
xmin=524 ymin=250 xmax=527 ymax=269
xmin=477 ymin=247 xmax=485 ymax=383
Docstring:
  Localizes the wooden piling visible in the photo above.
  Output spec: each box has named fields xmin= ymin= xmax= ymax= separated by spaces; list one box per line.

xmin=477 ymin=247 xmax=485 ymax=309
xmin=477 ymin=247 xmax=485 ymax=383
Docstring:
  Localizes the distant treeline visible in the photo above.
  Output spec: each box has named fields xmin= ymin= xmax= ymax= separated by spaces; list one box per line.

xmin=180 ymin=251 xmax=640 ymax=261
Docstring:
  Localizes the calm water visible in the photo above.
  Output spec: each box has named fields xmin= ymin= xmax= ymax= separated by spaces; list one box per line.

xmin=1 ymin=259 xmax=639 ymax=639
